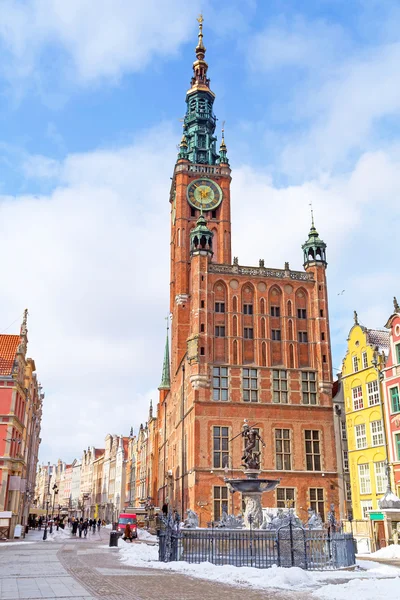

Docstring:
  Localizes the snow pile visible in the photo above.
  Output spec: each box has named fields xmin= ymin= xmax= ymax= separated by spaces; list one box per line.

xmin=118 ymin=543 xmax=400 ymax=596
xmin=137 ymin=528 xmax=157 ymax=542
xmin=370 ymin=544 xmax=400 ymax=559
xmin=315 ymin=577 xmax=400 ymax=600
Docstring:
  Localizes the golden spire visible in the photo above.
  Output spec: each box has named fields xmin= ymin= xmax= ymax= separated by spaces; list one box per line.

xmin=196 ymin=14 xmax=206 ymax=60
xmin=220 ymin=121 xmax=227 ymax=150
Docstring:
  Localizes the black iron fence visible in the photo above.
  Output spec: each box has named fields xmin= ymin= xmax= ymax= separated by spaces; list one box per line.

xmin=158 ymin=519 xmax=356 ymax=570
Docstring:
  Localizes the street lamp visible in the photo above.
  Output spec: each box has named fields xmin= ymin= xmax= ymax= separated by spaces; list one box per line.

xmin=52 ymin=484 xmax=59 ymax=519
xmin=371 ymin=351 xmax=392 ymax=493
xmin=43 ymin=492 xmax=51 ymax=541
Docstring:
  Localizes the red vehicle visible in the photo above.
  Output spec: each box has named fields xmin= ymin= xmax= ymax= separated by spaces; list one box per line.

xmin=117 ymin=512 xmax=138 ymax=538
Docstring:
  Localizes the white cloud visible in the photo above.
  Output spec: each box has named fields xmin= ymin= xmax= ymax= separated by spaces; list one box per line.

xmin=0 ymin=0 xmax=199 ymax=85
xmin=246 ymin=12 xmax=400 ymax=177
xmin=0 ymin=123 xmax=177 ymax=463
xmin=1 ymin=126 xmax=398 ymax=464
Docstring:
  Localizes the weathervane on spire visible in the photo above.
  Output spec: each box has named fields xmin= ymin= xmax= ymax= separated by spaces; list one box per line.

xmin=309 ymin=201 xmax=315 ymax=228
xmin=195 ymin=14 xmax=205 ymax=58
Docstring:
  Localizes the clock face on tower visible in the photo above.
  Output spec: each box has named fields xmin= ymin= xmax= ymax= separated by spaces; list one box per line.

xmin=187 ymin=178 xmax=223 ymax=211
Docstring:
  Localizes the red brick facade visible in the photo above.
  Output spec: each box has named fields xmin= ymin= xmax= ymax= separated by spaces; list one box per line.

xmin=156 ymin=29 xmax=338 ymax=526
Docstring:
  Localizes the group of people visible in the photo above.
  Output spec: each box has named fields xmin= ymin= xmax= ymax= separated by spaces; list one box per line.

xmin=69 ymin=517 xmax=102 ymax=538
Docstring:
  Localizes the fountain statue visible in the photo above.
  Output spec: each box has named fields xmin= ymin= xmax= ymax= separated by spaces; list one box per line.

xmin=225 ymin=420 xmax=280 ymax=529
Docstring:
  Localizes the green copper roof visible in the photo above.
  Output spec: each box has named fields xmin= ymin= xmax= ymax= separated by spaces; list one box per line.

xmin=159 ymin=329 xmax=170 ymax=390
xmin=302 ymin=217 xmax=327 ymax=266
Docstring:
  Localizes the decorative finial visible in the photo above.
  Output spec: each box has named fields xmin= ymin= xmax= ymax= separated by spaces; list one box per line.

xmin=394 ymin=297 xmax=400 ymax=313
xmin=219 ymin=120 xmax=229 ymax=164
xmin=354 ymin=310 xmax=358 ymax=325
xmin=20 ymin=308 xmax=28 ymax=337
xmin=196 ymin=14 xmax=205 ymax=59
xmin=309 ymin=201 xmax=315 ymax=229
xmin=129 ymin=426 xmax=134 ymax=438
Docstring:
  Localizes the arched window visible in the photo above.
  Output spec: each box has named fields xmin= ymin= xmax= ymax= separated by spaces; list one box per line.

xmin=287 ymin=300 xmax=292 ymax=316
xmin=233 ymin=296 xmax=238 ymax=312
xmin=289 ymin=344 xmax=294 ymax=368
xmin=261 ymin=317 xmax=266 ymax=338
xmin=261 ymin=342 xmax=267 ymax=367
xmin=233 ymin=315 xmax=238 ymax=336
xmin=233 ymin=340 xmax=238 ymax=365
xmin=288 ymin=320 xmax=293 ymax=340
xmin=260 ymin=298 xmax=266 ymax=315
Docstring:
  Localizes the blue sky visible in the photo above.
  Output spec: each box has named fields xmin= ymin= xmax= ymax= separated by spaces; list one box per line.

xmin=0 ymin=0 xmax=399 ymax=463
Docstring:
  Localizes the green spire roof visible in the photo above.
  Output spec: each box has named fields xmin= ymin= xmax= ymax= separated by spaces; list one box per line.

xmin=159 ymin=327 xmax=170 ymax=390
xmin=182 ymin=16 xmax=219 ymax=166
xmin=302 ymin=214 xmax=327 ymax=267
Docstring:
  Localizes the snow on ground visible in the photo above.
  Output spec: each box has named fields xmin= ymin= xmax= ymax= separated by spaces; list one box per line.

xmin=47 ymin=527 xmax=71 ymax=542
xmin=117 ymin=541 xmax=400 ymax=598
xmin=369 ymin=544 xmax=400 ymax=559
xmin=0 ymin=542 xmax=35 ymax=547
xmin=137 ymin=528 xmax=157 ymax=542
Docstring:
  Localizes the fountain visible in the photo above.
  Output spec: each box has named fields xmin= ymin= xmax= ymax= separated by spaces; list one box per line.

xmin=225 ymin=420 xmax=280 ymax=528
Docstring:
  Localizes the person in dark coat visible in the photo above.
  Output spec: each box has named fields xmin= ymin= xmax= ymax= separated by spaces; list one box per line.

xmin=123 ymin=524 xmax=133 ymax=542
xmin=97 ymin=519 xmax=101 ymax=532
xmin=72 ymin=519 xmax=78 ymax=535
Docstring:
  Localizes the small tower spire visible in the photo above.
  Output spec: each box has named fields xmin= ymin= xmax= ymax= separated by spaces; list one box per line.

xmin=394 ymin=296 xmax=400 ymax=313
xmin=149 ymin=399 xmax=153 ymax=420
xmin=17 ymin=308 xmax=28 ymax=357
xmin=177 ymin=123 xmax=188 ymax=161
xmin=190 ymin=213 xmax=214 ymax=258
xmin=219 ymin=121 xmax=229 ymax=165
xmin=196 ymin=14 xmax=205 ymax=59
xmin=159 ymin=319 xmax=171 ymax=390
xmin=302 ymin=212 xmax=327 ymax=269
xmin=354 ymin=310 xmax=359 ymax=325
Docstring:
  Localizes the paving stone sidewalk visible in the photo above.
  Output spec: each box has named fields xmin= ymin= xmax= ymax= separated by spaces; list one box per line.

xmin=0 ymin=527 xmax=310 ymax=600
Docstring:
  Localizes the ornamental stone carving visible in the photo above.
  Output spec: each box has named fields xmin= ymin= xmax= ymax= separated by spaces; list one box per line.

xmin=190 ymin=374 xmax=210 ymax=390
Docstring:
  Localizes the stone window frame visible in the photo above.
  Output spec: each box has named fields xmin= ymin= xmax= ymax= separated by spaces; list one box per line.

xmin=304 ymin=429 xmax=322 ymax=471
xmin=309 ymin=487 xmax=325 ymax=521
xmin=273 ymin=370 xmax=288 ymax=403
xmin=358 ymin=463 xmax=371 ymax=495
xmin=276 ymin=487 xmax=296 ymax=509
xmin=370 ymin=420 xmax=384 ymax=447
xmin=275 ymin=428 xmax=292 ymax=471
xmin=374 ymin=461 xmax=387 ymax=494
xmin=367 ymin=380 xmax=379 ymax=406
xmin=212 ymin=425 xmax=230 ymax=469
xmin=355 ymin=423 xmax=367 ymax=449
xmin=301 ymin=371 xmax=317 ymax=405
xmin=352 ymin=385 xmax=364 ymax=411
xmin=212 ymin=366 xmax=229 ymax=402
xmin=242 ymin=368 xmax=258 ymax=402
xmin=213 ymin=485 xmax=228 ymax=521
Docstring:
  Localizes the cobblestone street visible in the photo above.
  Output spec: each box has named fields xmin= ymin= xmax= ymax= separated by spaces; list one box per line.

xmin=0 ymin=529 xmax=311 ymax=600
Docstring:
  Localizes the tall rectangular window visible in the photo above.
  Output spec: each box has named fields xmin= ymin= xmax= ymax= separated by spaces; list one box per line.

xmin=367 ymin=380 xmax=379 ymax=406
xmin=272 ymin=329 xmax=281 ymax=341
xmin=277 ymin=488 xmax=295 ymax=509
xmin=215 ymin=326 xmax=226 ymax=337
xmin=355 ymin=423 xmax=367 ymax=449
xmin=213 ymin=367 xmax=228 ymax=401
xmin=362 ymin=352 xmax=368 ymax=369
xmin=345 ymin=481 xmax=352 ymax=502
xmin=271 ymin=306 xmax=280 ymax=317
xmin=352 ymin=386 xmax=364 ymax=410
xmin=341 ymin=420 xmax=347 ymax=441
xmin=275 ymin=429 xmax=291 ymax=470
xmin=213 ymin=426 xmax=229 ymax=469
xmin=273 ymin=370 xmax=288 ymax=403
xmin=396 ymin=343 xmax=400 ymax=364
xmin=297 ymin=308 xmax=306 ymax=319
xmin=215 ymin=302 xmax=225 ymax=313
xmin=374 ymin=461 xmax=388 ymax=494
xmin=243 ymin=368 xmax=258 ymax=402
xmin=353 ymin=356 xmax=359 ymax=372
xmin=243 ymin=304 xmax=253 ymax=315
xmin=370 ymin=420 xmax=384 ymax=447
xmin=244 ymin=327 xmax=254 ymax=339
xmin=396 ymin=433 xmax=400 ymax=461
xmin=343 ymin=450 xmax=349 ymax=472
xmin=305 ymin=430 xmax=321 ymax=471
xmin=361 ymin=500 xmax=373 ymax=519
xmin=309 ymin=488 xmax=325 ymax=520
xmin=358 ymin=463 xmax=371 ymax=494
xmin=390 ymin=387 xmax=400 ymax=413
xmin=298 ymin=331 xmax=308 ymax=342
xmin=302 ymin=372 xmax=317 ymax=404
xmin=213 ymin=486 xmax=228 ymax=521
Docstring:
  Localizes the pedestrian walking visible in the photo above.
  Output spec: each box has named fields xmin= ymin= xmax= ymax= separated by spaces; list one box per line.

xmin=83 ymin=519 xmax=88 ymax=538
xmin=38 ymin=517 xmax=43 ymax=531
xmin=92 ymin=521 xmax=96 ymax=534
xmin=72 ymin=520 xmax=78 ymax=536
xmin=123 ymin=523 xmax=133 ymax=542
xmin=97 ymin=518 xmax=101 ymax=532
xmin=78 ymin=521 xmax=83 ymax=538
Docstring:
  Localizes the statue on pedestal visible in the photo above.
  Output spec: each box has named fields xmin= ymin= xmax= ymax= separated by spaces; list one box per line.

xmin=241 ymin=420 xmax=266 ymax=470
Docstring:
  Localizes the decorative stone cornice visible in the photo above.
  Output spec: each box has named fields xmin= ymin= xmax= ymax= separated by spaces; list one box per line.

xmin=209 ymin=263 xmax=313 ymax=281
